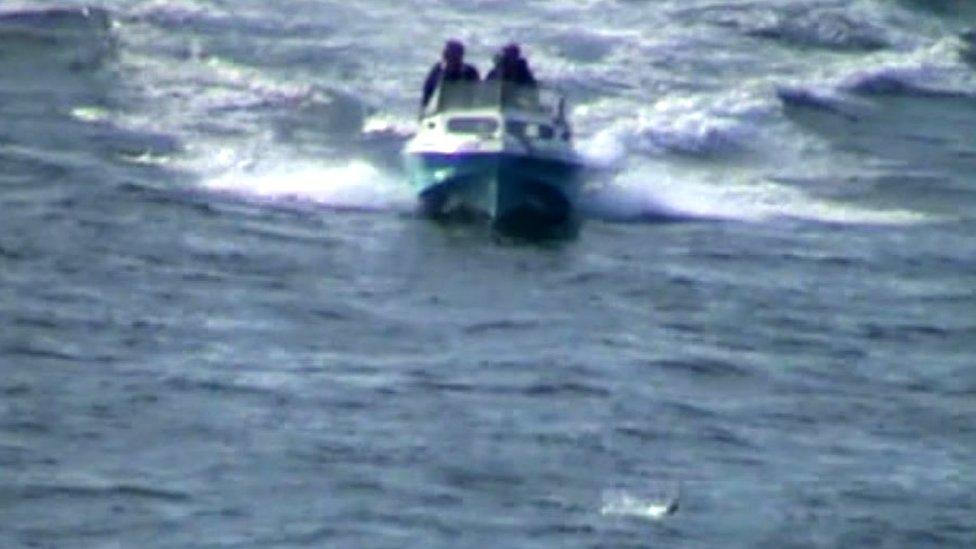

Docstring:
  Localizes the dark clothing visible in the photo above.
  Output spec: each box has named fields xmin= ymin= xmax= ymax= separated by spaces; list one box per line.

xmin=421 ymin=62 xmax=480 ymax=107
xmin=486 ymin=57 xmax=536 ymax=86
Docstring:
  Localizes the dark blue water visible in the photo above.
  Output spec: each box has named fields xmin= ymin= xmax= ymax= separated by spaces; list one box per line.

xmin=2 ymin=1 xmax=975 ymax=547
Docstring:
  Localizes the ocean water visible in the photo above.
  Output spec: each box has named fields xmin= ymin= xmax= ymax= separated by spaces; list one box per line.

xmin=1 ymin=0 xmax=974 ymax=547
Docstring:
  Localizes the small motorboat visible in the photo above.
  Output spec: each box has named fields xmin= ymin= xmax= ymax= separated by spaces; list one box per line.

xmin=403 ymin=80 xmax=585 ymax=237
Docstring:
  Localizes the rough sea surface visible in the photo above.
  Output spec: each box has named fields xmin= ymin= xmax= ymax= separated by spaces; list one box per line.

xmin=2 ymin=1 xmax=975 ymax=547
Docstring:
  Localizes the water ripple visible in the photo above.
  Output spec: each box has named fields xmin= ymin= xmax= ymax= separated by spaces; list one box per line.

xmin=16 ymin=481 xmax=190 ymax=503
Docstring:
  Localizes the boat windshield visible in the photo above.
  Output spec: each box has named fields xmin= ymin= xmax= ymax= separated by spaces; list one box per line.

xmin=425 ymin=80 xmax=565 ymax=120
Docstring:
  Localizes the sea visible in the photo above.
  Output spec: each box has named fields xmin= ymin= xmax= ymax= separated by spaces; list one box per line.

xmin=1 ymin=0 xmax=974 ymax=547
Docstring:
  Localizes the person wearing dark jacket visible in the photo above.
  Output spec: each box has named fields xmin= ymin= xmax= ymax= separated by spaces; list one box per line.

xmin=485 ymin=43 xmax=536 ymax=86
xmin=421 ymin=40 xmax=480 ymax=108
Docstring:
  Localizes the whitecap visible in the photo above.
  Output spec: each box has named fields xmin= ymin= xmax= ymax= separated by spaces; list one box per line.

xmin=601 ymin=488 xmax=679 ymax=521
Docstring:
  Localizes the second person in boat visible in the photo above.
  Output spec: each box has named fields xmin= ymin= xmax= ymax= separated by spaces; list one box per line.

xmin=486 ymin=43 xmax=536 ymax=87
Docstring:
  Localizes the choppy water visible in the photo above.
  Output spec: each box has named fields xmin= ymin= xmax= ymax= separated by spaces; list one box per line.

xmin=2 ymin=1 xmax=975 ymax=547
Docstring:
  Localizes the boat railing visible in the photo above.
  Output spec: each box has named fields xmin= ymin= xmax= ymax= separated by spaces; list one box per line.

xmin=424 ymin=80 xmax=566 ymax=121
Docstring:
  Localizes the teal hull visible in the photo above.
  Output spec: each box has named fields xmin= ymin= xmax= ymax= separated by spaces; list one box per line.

xmin=405 ymin=152 xmax=583 ymax=236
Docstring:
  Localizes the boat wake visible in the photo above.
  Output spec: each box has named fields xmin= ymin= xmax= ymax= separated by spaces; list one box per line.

xmin=194 ymin=148 xmax=929 ymax=227
xmin=582 ymin=170 xmax=930 ymax=226
xmin=202 ymin=157 xmax=414 ymax=213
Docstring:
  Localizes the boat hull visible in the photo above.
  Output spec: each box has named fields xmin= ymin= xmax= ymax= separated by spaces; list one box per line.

xmin=405 ymin=152 xmax=583 ymax=236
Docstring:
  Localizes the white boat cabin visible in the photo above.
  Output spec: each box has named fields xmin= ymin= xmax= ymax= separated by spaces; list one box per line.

xmin=414 ymin=81 xmax=574 ymax=154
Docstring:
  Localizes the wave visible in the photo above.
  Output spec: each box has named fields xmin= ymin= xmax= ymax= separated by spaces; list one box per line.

xmin=649 ymin=357 xmax=751 ymax=379
xmin=17 ymin=479 xmax=190 ymax=502
xmin=129 ymin=1 xmax=334 ymax=39
xmin=0 ymin=6 xmax=111 ymax=34
xmin=842 ymin=65 xmax=973 ymax=98
xmin=745 ymin=8 xmax=889 ymax=52
xmin=0 ymin=6 xmax=115 ymax=71
xmin=682 ymin=3 xmax=890 ymax=52
xmin=3 ymin=341 xmax=79 ymax=362
xmin=92 ymin=13 xmax=374 ymax=169
xmin=776 ymin=86 xmax=867 ymax=121
xmin=778 ymin=35 xmax=976 ymax=105
xmin=959 ymin=29 xmax=976 ymax=65
xmin=897 ymin=0 xmax=976 ymax=20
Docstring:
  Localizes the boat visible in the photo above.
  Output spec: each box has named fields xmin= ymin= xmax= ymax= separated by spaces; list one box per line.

xmin=403 ymin=80 xmax=585 ymax=237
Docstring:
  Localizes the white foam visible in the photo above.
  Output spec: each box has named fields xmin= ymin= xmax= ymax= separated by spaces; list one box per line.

xmin=578 ymin=124 xmax=629 ymax=169
xmin=601 ymin=489 xmax=678 ymax=521
xmin=202 ymin=156 xmax=414 ymax=213
xmin=583 ymin=164 xmax=930 ymax=226
xmin=362 ymin=113 xmax=416 ymax=138
xmin=575 ymin=87 xmax=773 ymax=164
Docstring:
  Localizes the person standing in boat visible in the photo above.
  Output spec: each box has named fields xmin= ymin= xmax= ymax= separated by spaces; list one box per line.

xmin=486 ymin=43 xmax=536 ymax=86
xmin=421 ymin=39 xmax=480 ymax=108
